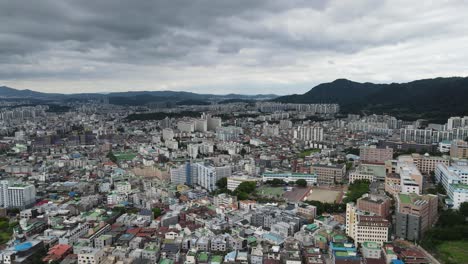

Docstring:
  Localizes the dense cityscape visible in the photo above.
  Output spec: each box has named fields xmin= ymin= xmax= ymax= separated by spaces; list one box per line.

xmin=0 ymin=98 xmax=466 ymax=264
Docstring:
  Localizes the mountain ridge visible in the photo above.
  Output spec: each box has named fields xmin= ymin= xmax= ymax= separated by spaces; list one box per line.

xmin=0 ymin=86 xmax=278 ymax=101
xmin=274 ymin=76 xmax=468 ymax=122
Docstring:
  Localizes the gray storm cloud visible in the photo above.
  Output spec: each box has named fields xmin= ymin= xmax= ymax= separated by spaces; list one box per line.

xmin=0 ymin=0 xmax=467 ymax=94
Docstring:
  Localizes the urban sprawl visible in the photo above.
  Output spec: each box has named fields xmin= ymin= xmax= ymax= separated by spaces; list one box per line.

xmin=0 ymin=101 xmax=467 ymax=264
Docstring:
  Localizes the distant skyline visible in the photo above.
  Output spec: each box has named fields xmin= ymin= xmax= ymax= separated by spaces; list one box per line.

xmin=1 ymin=1 xmax=468 ymax=95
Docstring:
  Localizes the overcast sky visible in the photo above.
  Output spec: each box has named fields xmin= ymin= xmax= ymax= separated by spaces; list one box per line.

xmin=1 ymin=0 xmax=467 ymax=95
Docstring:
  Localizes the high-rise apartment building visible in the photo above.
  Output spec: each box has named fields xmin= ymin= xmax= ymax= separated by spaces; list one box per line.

xmin=293 ymin=126 xmax=324 ymax=142
xmin=170 ymin=161 xmax=198 ymax=186
xmin=0 ymin=181 xmax=36 ymax=209
xmin=196 ymin=163 xmax=232 ymax=191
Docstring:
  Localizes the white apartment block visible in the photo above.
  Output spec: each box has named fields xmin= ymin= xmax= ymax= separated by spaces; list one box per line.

xmin=293 ymin=125 xmax=324 ymax=142
xmin=115 ymin=182 xmax=131 ymax=194
xmin=0 ymin=181 xmax=36 ymax=209
xmin=435 ymin=162 xmax=468 ymax=209
xmin=177 ymin=120 xmax=195 ymax=132
xmin=196 ymin=163 xmax=231 ymax=191
xmin=216 ymin=126 xmax=243 ymax=141
xmin=396 ymin=157 xmax=422 ymax=195
xmin=162 ymin=128 xmax=174 ymax=141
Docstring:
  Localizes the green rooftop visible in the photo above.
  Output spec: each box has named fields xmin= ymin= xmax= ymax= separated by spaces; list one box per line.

xmin=362 ymin=241 xmax=380 ymax=249
xmin=452 ymin=184 xmax=468 ymax=190
xmin=198 ymin=252 xmax=209 ymax=262
xmin=211 ymin=255 xmax=223 ymax=263
xmin=159 ymin=259 xmax=174 ymax=264
xmin=247 ymin=236 xmax=257 ymax=244
xmin=335 ymin=251 xmax=352 ymax=257
xmin=399 ymin=194 xmax=412 ymax=204
xmin=144 ymin=243 xmax=159 ymax=252
xmin=333 ymin=234 xmax=346 ymax=240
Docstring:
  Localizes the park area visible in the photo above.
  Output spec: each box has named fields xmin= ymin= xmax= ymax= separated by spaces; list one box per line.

xmin=114 ymin=152 xmax=137 ymax=161
xmin=0 ymin=218 xmax=17 ymax=245
xmin=435 ymin=241 xmax=468 ymax=264
xmin=298 ymin=148 xmax=320 ymax=158
xmin=257 ymin=186 xmax=284 ymax=198
xmin=307 ymin=188 xmax=342 ymax=203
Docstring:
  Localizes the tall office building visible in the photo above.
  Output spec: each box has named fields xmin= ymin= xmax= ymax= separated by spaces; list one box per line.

xmin=0 ymin=181 xmax=36 ymax=209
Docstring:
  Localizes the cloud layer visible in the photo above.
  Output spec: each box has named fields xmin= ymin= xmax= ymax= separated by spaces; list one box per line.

xmin=1 ymin=0 xmax=467 ymax=94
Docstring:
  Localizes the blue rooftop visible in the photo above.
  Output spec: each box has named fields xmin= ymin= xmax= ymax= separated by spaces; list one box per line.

xmin=15 ymin=242 xmax=32 ymax=251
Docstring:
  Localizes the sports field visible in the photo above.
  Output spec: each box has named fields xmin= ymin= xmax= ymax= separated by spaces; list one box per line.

xmin=307 ymin=188 xmax=341 ymax=203
xmin=257 ymin=186 xmax=284 ymax=198
xmin=114 ymin=152 xmax=137 ymax=161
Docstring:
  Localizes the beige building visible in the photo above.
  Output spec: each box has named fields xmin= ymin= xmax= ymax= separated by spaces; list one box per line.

xmin=357 ymin=193 xmax=391 ymax=218
xmin=385 ymin=173 xmax=401 ymax=195
xmin=311 ymin=164 xmax=345 ymax=185
xmin=360 ymin=146 xmax=393 ymax=163
xmin=451 ymin=140 xmax=468 ymax=159
xmin=398 ymin=193 xmax=438 ymax=234
xmin=346 ymin=203 xmax=390 ymax=246
xmin=349 ymin=163 xmax=386 ymax=183
xmin=297 ymin=204 xmax=317 ymax=221
xmin=77 ymin=247 xmax=104 ymax=264
xmin=410 ymin=153 xmax=450 ymax=174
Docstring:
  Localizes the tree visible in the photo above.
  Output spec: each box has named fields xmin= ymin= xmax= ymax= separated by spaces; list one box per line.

xmin=240 ymin=148 xmax=247 ymax=156
xmin=459 ymin=202 xmax=468 ymax=217
xmin=342 ymin=180 xmax=370 ymax=204
xmin=234 ymin=181 xmax=256 ymax=200
xmin=436 ymin=183 xmax=447 ymax=195
xmin=266 ymin=179 xmax=286 ymax=186
xmin=296 ymin=179 xmax=307 ymax=187
xmin=437 ymin=210 xmax=465 ymax=227
xmin=235 ymin=182 xmax=256 ymax=194
xmin=216 ymin=177 xmax=228 ymax=189
xmin=236 ymin=191 xmax=249 ymax=200
xmin=152 ymin=208 xmax=163 ymax=218
xmin=107 ymin=151 xmax=117 ymax=163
